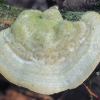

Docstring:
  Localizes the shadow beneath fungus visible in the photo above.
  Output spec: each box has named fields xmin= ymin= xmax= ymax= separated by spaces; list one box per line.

xmin=0 ymin=63 xmax=100 ymax=100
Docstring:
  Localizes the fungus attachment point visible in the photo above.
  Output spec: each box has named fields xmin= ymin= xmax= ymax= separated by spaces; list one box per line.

xmin=0 ymin=6 xmax=100 ymax=94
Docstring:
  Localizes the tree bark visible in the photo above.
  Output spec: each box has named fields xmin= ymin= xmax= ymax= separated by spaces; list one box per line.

xmin=0 ymin=3 xmax=100 ymax=31
xmin=63 ymin=0 xmax=100 ymax=11
xmin=0 ymin=3 xmax=24 ymax=30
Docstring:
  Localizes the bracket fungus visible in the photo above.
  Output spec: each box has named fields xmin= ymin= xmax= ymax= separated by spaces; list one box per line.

xmin=0 ymin=6 xmax=100 ymax=94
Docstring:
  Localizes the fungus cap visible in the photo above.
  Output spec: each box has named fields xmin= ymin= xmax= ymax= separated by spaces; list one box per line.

xmin=0 ymin=6 xmax=100 ymax=94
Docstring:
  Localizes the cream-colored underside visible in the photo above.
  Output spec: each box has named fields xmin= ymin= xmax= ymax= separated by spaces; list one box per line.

xmin=0 ymin=11 xmax=100 ymax=94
